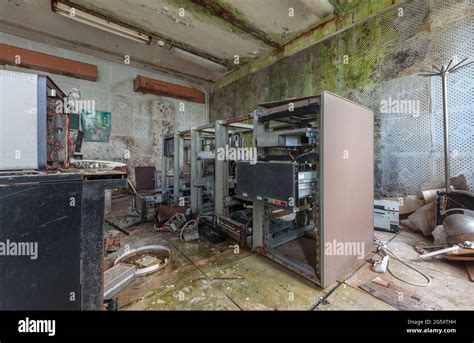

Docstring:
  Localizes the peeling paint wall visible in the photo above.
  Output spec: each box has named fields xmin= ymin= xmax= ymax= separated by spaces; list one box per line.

xmin=210 ymin=0 xmax=474 ymax=196
xmin=0 ymin=32 xmax=206 ymax=183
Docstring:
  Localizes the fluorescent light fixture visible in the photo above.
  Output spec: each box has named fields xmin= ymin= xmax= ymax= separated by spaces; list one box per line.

xmin=171 ymin=47 xmax=228 ymax=72
xmin=52 ymin=1 xmax=152 ymax=44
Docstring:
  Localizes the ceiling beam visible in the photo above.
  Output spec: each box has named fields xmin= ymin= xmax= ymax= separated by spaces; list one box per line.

xmin=187 ymin=0 xmax=280 ymax=48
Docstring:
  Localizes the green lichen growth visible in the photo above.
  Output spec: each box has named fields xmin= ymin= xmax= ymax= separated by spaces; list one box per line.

xmin=330 ymin=0 xmax=361 ymax=14
xmin=166 ymin=0 xmax=245 ymax=34
xmin=319 ymin=43 xmax=339 ymax=93
xmin=331 ymin=0 xmax=396 ymax=17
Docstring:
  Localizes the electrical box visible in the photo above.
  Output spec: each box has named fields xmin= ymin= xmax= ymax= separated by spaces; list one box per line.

xmin=0 ymin=70 xmax=46 ymax=170
xmin=0 ymin=70 xmax=73 ymax=171
xmin=374 ymin=199 xmax=400 ymax=232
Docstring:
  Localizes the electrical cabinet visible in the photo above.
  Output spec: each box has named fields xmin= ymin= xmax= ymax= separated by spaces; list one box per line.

xmin=0 ymin=172 xmax=128 ymax=310
xmin=0 ymin=70 xmax=76 ymax=172
xmin=0 ymin=173 xmax=82 ymax=310
xmin=0 ymin=70 xmax=46 ymax=170
xmin=239 ymin=92 xmax=373 ymax=287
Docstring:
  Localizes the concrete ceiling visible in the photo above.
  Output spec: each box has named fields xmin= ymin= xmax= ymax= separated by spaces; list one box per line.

xmin=0 ymin=0 xmax=335 ymax=82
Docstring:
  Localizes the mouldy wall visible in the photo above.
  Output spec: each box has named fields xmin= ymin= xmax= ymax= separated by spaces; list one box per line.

xmin=210 ymin=0 xmax=474 ymax=196
xmin=0 ymin=32 xmax=206 ymax=183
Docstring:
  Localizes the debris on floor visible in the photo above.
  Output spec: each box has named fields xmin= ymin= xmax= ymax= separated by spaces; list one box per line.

xmin=371 ymin=276 xmax=391 ymax=288
xmin=398 ymin=175 xmax=472 ymax=237
xmin=374 ymin=238 xmax=432 ymax=287
xmin=161 ymin=213 xmax=187 ymax=232
xmin=106 ymin=215 xmax=142 ymax=231
xmin=155 ymin=205 xmax=189 ymax=225
xmin=180 ymin=219 xmax=200 ymax=242
xmin=443 ymin=208 xmax=474 ymax=244
xmin=397 ymin=195 xmax=425 ymax=215
xmin=104 ymin=231 xmax=122 ymax=253
xmin=359 ymin=280 xmax=441 ymax=310
xmin=198 ymin=225 xmax=227 ymax=244
xmin=104 ymin=263 xmax=136 ymax=300
xmin=465 ymin=262 xmax=474 ymax=282
xmin=421 ymin=174 xmax=469 ymax=203
xmin=115 ymin=245 xmax=171 ymax=276
xmin=402 ymin=201 xmax=436 ymax=236
xmin=432 ymin=225 xmax=448 ymax=245
xmin=416 ymin=241 xmax=474 ymax=260
xmin=371 ymin=255 xmax=389 ymax=273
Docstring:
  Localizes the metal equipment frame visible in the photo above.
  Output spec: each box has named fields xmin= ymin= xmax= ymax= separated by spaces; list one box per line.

xmin=190 ymin=123 xmax=216 ymax=214
xmin=213 ymin=116 xmax=254 ymax=245
xmin=249 ymin=92 xmax=374 ymax=287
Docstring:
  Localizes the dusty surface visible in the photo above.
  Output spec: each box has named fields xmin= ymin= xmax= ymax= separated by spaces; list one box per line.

xmin=104 ymin=212 xmax=474 ymax=311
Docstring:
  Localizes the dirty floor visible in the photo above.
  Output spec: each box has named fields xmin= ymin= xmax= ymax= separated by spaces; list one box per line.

xmin=104 ymin=219 xmax=474 ymax=311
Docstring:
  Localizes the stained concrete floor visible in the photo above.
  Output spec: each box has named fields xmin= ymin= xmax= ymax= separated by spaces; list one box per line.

xmin=104 ymin=220 xmax=473 ymax=311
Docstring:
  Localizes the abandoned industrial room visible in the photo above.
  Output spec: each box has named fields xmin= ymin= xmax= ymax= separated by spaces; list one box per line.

xmin=0 ymin=0 xmax=473 ymax=321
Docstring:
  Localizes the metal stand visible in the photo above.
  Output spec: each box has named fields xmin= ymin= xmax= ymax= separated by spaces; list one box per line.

xmin=420 ymin=57 xmax=473 ymax=190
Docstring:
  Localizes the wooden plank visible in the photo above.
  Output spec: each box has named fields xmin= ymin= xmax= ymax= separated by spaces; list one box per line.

xmin=359 ymin=281 xmax=441 ymax=310
xmin=134 ymin=75 xmax=205 ymax=103
xmin=465 ymin=262 xmax=474 ymax=282
xmin=0 ymin=43 xmax=97 ymax=81
xmin=316 ymin=284 xmax=397 ymax=311
xmin=371 ymin=276 xmax=391 ymax=287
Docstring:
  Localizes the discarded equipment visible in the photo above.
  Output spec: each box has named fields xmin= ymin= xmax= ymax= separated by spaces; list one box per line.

xmin=156 ymin=204 xmax=188 ymax=225
xmin=417 ymin=241 xmax=474 ymax=259
xmin=442 ymin=209 xmax=474 ymax=244
xmin=115 ymin=245 xmax=171 ymax=276
xmin=104 ymin=232 xmax=121 ymax=253
xmin=163 ymin=213 xmax=187 ymax=232
xmin=179 ymin=219 xmax=199 ymax=242
xmin=238 ymin=93 xmax=374 ymax=287
xmin=104 ymin=263 xmax=136 ymax=300
xmin=374 ymin=199 xmax=400 ymax=233
xmin=371 ymin=255 xmax=389 ymax=273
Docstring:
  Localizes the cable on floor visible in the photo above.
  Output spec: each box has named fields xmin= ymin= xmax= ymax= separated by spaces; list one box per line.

xmin=374 ymin=238 xmax=432 ymax=287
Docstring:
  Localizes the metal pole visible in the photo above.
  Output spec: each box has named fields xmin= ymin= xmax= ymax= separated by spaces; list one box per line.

xmin=173 ymin=133 xmax=180 ymax=203
xmin=214 ymin=120 xmax=229 ymax=216
xmin=252 ymin=110 xmax=266 ymax=249
xmin=190 ymin=128 xmax=200 ymax=214
xmin=441 ymin=65 xmax=450 ymax=191
xmin=421 ymin=58 xmax=472 ymax=191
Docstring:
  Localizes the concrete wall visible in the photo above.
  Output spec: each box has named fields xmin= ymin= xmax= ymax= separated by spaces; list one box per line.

xmin=0 ymin=32 xmax=207 ymax=183
xmin=210 ymin=0 xmax=473 ymax=196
